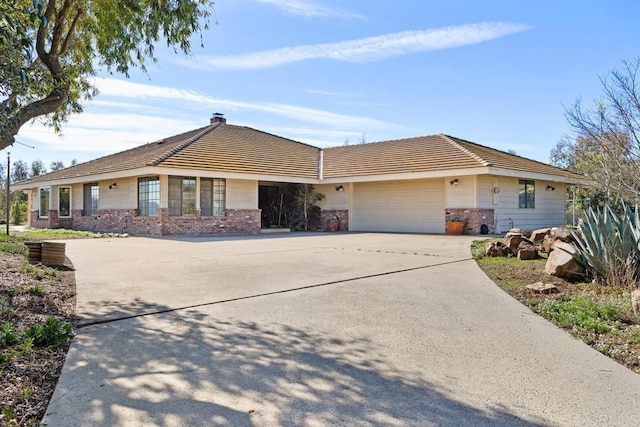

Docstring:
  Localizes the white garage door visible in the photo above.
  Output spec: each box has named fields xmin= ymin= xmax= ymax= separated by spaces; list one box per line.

xmin=351 ymin=179 xmax=445 ymax=233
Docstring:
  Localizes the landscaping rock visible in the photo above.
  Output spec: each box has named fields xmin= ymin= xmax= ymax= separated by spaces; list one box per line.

xmin=632 ymin=289 xmax=640 ymax=316
xmin=530 ymin=228 xmax=551 ymax=245
xmin=508 ymin=228 xmax=521 ymax=234
xmin=517 ymin=241 xmax=538 ymax=260
xmin=545 ymin=241 xmax=584 ymax=280
xmin=551 ymin=226 xmax=573 ymax=243
xmin=485 ymin=240 xmax=508 ymax=257
xmin=525 ymin=282 xmax=559 ymax=294
xmin=505 ymin=233 xmax=524 ymax=256
xmin=541 ymin=234 xmax=556 ymax=253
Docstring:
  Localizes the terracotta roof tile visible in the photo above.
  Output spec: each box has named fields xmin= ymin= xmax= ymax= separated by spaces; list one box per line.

xmin=15 ymin=124 xmax=583 ymax=186
xmin=155 ymin=124 xmax=320 ymax=178
xmin=323 ymin=134 xmax=583 ymax=180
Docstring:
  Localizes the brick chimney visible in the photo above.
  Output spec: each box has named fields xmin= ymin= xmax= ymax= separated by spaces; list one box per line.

xmin=210 ymin=113 xmax=226 ymax=124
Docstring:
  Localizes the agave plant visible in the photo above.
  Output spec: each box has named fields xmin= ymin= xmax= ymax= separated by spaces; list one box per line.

xmin=571 ymin=203 xmax=640 ymax=289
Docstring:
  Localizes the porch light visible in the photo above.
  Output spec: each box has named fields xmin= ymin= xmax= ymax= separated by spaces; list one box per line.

xmin=449 ymin=179 xmax=459 ymax=186
xmin=108 ymin=183 xmax=117 ymax=189
xmin=546 ymin=185 xmax=555 ymax=191
xmin=335 ymin=185 xmax=344 ymax=192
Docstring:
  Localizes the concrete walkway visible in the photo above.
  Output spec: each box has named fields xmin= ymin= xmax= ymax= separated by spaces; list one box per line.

xmin=43 ymin=233 xmax=640 ymax=426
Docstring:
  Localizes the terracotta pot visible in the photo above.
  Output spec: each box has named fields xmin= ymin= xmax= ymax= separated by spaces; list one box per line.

xmin=326 ymin=219 xmax=340 ymax=232
xmin=446 ymin=221 xmax=466 ymax=235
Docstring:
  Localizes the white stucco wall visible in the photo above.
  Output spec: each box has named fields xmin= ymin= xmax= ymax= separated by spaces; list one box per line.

xmin=99 ymin=178 xmax=138 ymax=209
xmin=478 ymin=175 xmax=566 ymax=233
xmin=315 ymin=183 xmax=349 ymax=210
xmin=226 ymin=179 xmax=258 ymax=209
xmin=445 ymin=176 xmax=476 ymax=208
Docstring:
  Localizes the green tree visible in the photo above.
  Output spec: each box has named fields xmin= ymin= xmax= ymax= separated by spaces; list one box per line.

xmin=49 ymin=160 xmax=64 ymax=171
xmin=0 ymin=0 xmax=213 ymax=151
xmin=30 ymin=159 xmax=46 ymax=177
xmin=11 ymin=160 xmax=28 ymax=182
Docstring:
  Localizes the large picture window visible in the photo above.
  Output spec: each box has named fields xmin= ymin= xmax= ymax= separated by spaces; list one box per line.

xmin=138 ymin=176 xmax=160 ymax=216
xmin=83 ymin=183 xmax=99 ymax=216
xmin=58 ymin=187 xmax=71 ymax=217
xmin=169 ymin=176 xmax=197 ymax=216
xmin=200 ymin=178 xmax=226 ymax=216
xmin=519 ymin=180 xmax=535 ymax=209
xmin=39 ymin=187 xmax=50 ymax=218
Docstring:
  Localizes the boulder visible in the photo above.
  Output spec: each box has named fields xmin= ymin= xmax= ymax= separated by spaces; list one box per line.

xmin=505 ymin=233 xmax=524 ymax=256
xmin=517 ymin=241 xmax=538 ymax=260
xmin=632 ymin=289 xmax=640 ymax=316
xmin=530 ymin=228 xmax=551 ymax=245
xmin=525 ymin=282 xmax=559 ymax=294
xmin=485 ymin=240 xmax=508 ymax=257
xmin=545 ymin=241 xmax=584 ymax=280
xmin=541 ymin=234 xmax=556 ymax=253
xmin=551 ymin=226 xmax=573 ymax=243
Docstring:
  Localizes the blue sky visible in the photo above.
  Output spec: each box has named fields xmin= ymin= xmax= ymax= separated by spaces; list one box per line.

xmin=7 ymin=0 xmax=640 ymax=170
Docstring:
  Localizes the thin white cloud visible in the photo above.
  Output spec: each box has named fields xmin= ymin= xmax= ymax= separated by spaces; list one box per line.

xmin=256 ymin=0 xmax=364 ymax=19
xmin=96 ymin=78 xmax=389 ymax=130
xmin=305 ymin=89 xmax=355 ymax=97
xmin=188 ymin=22 xmax=531 ymax=70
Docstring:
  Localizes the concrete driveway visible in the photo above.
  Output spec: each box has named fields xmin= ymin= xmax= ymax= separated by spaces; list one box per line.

xmin=43 ymin=233 xmax=640 ymax=426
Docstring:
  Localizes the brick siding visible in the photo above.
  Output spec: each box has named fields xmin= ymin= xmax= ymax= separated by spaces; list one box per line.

xmin=317 ymin=209 xmax=349 ymax=231
xmin=31 ymin=208 xmax=261 ymax=236
xmin=445 ymin=208 xmax=495 ymax=234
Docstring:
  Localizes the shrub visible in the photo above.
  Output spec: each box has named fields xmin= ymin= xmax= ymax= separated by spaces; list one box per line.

xmin=571 ymin=204 xmax=640 ymax=289
xmin=22 ymin=317 xmax=74 ymax=347
xmin=539 ymin=295 xmax=626 ymax=334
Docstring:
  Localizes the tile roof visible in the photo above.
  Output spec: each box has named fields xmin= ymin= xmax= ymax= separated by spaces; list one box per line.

xmin=15 ymin=124 xmax=321 ymax=185
xmin=14 ymin=124 xmax=583 ymax=186
xmin=322 ymin=134 xmax=583 ymax=180
xmin=154 ymin=124 xmax=320 ymax=178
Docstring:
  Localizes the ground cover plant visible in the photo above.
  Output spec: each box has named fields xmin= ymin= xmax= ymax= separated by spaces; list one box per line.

xmin=0 ymin=231 xmax=80 ymax=425
xmin=472 ymin=239 xmax=640 ymax=374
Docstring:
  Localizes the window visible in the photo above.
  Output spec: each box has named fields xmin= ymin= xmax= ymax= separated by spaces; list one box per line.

xmin=138 ymin=176 xmax=160 ymax=216
xmin=200 ymin=178 xmax=226 ymax=216
xmin=519 ymin=180 xmax=535 ymax=209
xmin=83 ymin=183 xmax=99 ymax=216
xmin=58 ymin=187 xmax=71 ymax=217
xmin=39 ymin=187 xmax=50 ymax=218
xmin=168 ymin=176 xmax=197 ymax=216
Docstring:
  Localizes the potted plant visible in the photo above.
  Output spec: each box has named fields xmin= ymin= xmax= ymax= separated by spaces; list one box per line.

xmin=326 ymin=216 xmax=340 ymax=232
xmin=446 ymin=217 xmax=467 ymax=235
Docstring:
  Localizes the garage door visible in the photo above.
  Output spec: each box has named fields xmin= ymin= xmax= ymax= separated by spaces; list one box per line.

xmin=351 ymin=179 xmax=445 ymax=233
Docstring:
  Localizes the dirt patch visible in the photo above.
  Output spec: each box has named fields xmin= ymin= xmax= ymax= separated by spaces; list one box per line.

xmin=475 ymin=243 xmax=640 ymax=375
xmin=0 ymin=252 xmax=76 ymax=425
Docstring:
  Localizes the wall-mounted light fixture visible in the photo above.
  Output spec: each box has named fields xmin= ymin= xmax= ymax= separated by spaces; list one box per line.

xmin=493 ymin=187 xmax=501 ymax=194
xmin=449 ymin=179 xmax=459 ymax=186
xmin=546 ymin=185 xmax=555 ymax=192
xmin=335 ymin=185 xmax=344 ymax=192
xmin=108 ymin=183 xmax=117 ymax=190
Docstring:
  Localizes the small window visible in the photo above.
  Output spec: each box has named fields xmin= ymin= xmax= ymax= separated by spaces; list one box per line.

xmin=58 ymin=187 xmax=71 ymax=217
xmin=200 ymin=178 xmax=226 ymax=216
xmin=138 ymin=176 xmax=160 ymax=216
xmin=83 ymin=183 xmax=99 ymax=216
xmin=169 ymin=176 xmax=197 ymax=216
xmin=519 ymin=180 xmax=535 ymax=209
xmin=39 ymin=187 xmax=50 ymax=218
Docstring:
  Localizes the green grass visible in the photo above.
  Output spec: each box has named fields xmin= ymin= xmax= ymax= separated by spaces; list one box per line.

xmin=15 ymin=228 xmax=97 ymax=240
xmin=471 ymin=239 xmax=491 ymax=259
xmin=539 ymin=295 xmax=630 ymax=335
xmin=0 ymin=243 xmax=27 ymax=255
xmin=23 ymin=285 xmax=43 ymax=296
xmin=19 ymin=261 xmax=60 ymax=280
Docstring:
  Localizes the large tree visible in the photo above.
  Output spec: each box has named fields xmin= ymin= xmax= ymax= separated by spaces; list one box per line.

xmin=559 ymin=58 xmax=640 ymax=204
xmin=0 ymin=0 xmax=213 ymax=151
